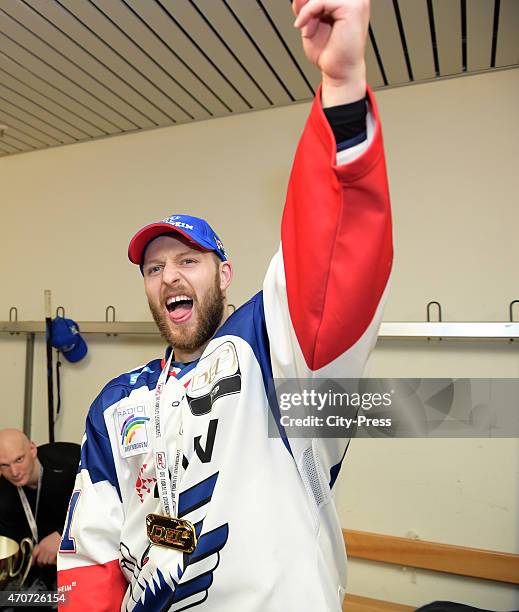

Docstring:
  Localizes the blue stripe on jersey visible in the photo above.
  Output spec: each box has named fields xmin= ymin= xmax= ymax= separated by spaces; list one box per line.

xmin=329 ymin=461 xmax=341 ymax=489
xmin=178 ymin=473 xmax=218 ymax=518
xmin=173 ymin=572 xmax=212 ymax=605
xmin=165 ymin=346 xmax=200 ymax=379
xmin=186 ymin=524 xmax=229 ymax=565
xmin=113 ymin=359 xmax=163 ymax=391
xmin=214 ymin=292 xmax=293 ymax=456
xmin=132 ymin=568 xmax=174 ymax=612
xmin=172 ymin=524 xmax=229 ymax=605
xmin=82 ymin=413 xmax=121 ymax=500
xmin=329 ymin=440 xmax=351 ymax=489
xmin=173 ymin=359 xmax=199 ymax=379
xmin=336 ymin=130 xmax=367 ymax=152
xmin=135 ymin=523 xmax=228 ymax=610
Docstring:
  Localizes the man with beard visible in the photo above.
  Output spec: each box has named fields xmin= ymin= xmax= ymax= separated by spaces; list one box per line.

xmin=57 ymin=1 xmax=393 ymax=610
xmin=141 ymin=229 xmax=231 ymax=363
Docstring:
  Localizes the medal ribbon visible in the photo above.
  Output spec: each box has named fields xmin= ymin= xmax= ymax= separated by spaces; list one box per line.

xmin=17 ymin=464 xmax=43 ymax=544
xmin=152 ymin=351 xmax=184 ymax=518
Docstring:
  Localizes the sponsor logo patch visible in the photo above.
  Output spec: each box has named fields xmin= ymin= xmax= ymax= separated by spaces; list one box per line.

xmin=115 ymin=404 xmax=150 ymax=458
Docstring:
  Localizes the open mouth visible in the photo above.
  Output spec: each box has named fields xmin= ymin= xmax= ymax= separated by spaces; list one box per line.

xmin=166 ymin=295 xmax=194 ymax=323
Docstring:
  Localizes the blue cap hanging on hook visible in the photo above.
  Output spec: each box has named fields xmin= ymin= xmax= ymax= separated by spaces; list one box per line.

xmin=51 ymin=317 xmax=88 ymax=362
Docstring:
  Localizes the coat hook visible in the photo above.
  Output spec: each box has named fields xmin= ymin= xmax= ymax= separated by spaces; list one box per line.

xmin=426 ymin=301 xmax=442 ymax=341
xmin=426 ymin=301 xmax=442 ymax=322
xmin=228 ymin=304 xmax=236 ymax=314
xmin=509 ymin=300 xmax=519 ymax=342
xmin=56 ymin=306 xmax=65 ymax=318
xmin=9 ymin=306 xmax=19 ymax=336
xmin=105 ymin=305 xmax=117 ymax=337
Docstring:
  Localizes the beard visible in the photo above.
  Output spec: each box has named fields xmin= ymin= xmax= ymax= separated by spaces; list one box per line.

xmin=148 ymin=271 xmax=225 ymax=356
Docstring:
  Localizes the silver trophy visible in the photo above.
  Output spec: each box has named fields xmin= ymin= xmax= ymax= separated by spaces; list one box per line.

xmin=0 ymin=536 xmax=33 ymax=589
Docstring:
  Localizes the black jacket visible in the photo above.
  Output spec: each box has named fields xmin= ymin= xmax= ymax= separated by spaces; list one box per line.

xmin=0 ymin=441 xmax=80 ymax=544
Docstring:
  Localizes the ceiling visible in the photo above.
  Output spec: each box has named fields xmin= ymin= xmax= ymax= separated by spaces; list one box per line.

xmin=0 ymin=0 xmax=517 ymax=158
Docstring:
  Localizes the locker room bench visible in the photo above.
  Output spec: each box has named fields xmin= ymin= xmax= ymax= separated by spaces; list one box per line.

xmin=341 ymin=529 xmax=519 ymax=612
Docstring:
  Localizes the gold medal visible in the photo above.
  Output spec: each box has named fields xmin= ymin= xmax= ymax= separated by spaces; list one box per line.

xmin=146 ymin=514 xmax=197 ymax=553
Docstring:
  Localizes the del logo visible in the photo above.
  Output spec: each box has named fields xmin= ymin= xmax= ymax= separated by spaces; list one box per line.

xmin=187 ymin=341 xmax=241 ymax=415
xmin=115 ymin=404 xmax=150 ymax=458
xmin=191 ymin=342 xmax=238 ymax=393
xmin=156 ymin=452 xmax=166 ymax=470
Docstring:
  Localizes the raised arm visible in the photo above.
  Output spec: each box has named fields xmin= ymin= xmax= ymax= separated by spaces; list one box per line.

xmin=265 ymin=0 xmax=392 ymax=378
xmin=263 ymin=1 xmax=392 ymax=484
xmin=294 ymin=0 xmax=369 ymax=106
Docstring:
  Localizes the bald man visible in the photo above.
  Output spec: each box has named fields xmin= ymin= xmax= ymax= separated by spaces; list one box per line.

xmin=0 ymin=429 xmax=79 ymax=587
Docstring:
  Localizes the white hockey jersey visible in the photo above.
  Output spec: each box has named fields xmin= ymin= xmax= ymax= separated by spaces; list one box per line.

xmin=57 ymin=87 xmax=393 ymax=612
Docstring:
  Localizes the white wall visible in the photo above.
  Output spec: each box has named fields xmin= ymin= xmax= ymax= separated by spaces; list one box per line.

xmin=1 ymin=68 xmax=518 ymax=609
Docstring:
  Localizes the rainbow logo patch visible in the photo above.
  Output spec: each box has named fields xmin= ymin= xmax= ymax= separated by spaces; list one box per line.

xmin=121 ymin=415 xmax=150 ymax=445
xmin=115 ymin=404 xmax=151 ymax=458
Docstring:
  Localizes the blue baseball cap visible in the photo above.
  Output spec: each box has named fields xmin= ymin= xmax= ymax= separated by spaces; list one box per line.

xmin=128 ymin=214 xmax=227 ymax=266
xmin=51 ymin=317 xmax=88 ymax=363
